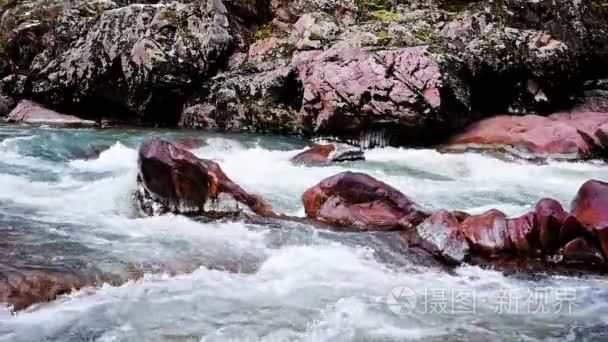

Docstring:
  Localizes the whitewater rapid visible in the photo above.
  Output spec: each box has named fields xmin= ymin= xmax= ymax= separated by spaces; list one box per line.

xmin=0 ymin=126 xmax=607 ymax=341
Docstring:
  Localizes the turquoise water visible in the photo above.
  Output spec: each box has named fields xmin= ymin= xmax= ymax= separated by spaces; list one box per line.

xmin=0 ymin=125 xmax=607 ymax=341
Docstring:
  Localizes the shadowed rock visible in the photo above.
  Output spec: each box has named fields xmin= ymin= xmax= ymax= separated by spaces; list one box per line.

xmin=560 ymin=238 xmax=605 ymax=265
xmin=301 ymin=171 xmax=428 ymax=231
xmin=535 ymin=198 xmax=569 ymax=253
xmin=136 ymin=138 xmax=274 ymax=217
xmin=291 ymin=143 xmax=364 ymax=165
xmin=571 ymin=180 xmax=608 ymax=257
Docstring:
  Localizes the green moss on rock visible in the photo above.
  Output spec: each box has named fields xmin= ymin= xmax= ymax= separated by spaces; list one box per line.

xmin=370 ymin=9 xmax=400 ymax=22
xmin=254 ymin=24 xmax=272 ymax=41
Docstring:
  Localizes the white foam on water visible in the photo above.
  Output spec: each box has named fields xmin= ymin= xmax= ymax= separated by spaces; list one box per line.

xmin=1 ymin=130 xmax=608 ymax=341
xmin=69 ymin=142 xmax=138 ymax=172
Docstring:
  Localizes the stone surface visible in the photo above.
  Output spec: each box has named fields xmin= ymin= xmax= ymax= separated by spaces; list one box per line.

xmin=296 ymin=47 xmax=470 ymax=145
xmin=560 ymin=237 xmax=605 ymax=265
xmin=301 ymin=171 xmax=428 ymax=231
xmin=571 ymin=180 xmax=608 ymax=257
xmin=408 ymin=210 xmax=470 ymax=264
xmin=447 ymin=111 xmax=608 ymax=159
xmin=5 ymin=99 xmax=96 ymax=126
xmin=291 ymin=143 xmax=364 ymax=165
xmin=136 ymin=138 xmax=274 ymax=217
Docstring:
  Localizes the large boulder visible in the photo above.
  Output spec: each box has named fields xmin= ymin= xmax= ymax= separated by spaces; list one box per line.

xmin=446 ymin=111 xmax=608 ymax=159
xmin=301 ymin=171 xmax=428 ymax=230
xmin=136 ymin=138 xmax=274 ymax=217
xmin=296 ymin=47 xmax=470 ymax=146
xmin=26 ymin=1 xmax=233 ymax=124
xmin=571 ymin=180 xmax=608 ymax=257
xmin=4 ymin=99 xmax=96 ymax=126
xmin=291 ymin=143 xmax=364 ymax=165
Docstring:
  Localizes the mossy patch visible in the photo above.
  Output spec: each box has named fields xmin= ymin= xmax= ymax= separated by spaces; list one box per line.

xmin=253 ymin=24 xmax=272 ymax=41
xmin=592 ymin=0 xmax=608 ymax=8
xmin=356 ymin=0 xmax=391 ymax=12
xmin=414 ymin=29 xmax=438 ymax=43
xmin=370 ymin=9 xmax=401 ymax=22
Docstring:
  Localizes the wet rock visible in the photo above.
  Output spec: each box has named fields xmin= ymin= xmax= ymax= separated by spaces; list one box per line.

xmin=535 ymin=198 xmax=569 ymax=253
xmin=571 ymin=180 xmax=608 ymax=257
xmin=291 ymin=143 xmax=364 ymax=165
xmin=560 ymin=238 xmax=605 ymax=266
xmin=136 ymin=138 xmax=274 ymax=217
xmin=0 ymin=269 xmax=88 ymax=311
xmin=446 ymin=111 xmax=608 ymax=159
xmin=407 ymin=210 xmax=470 ymax=264
xmin=4 ymin=99 xmax=96 ymax=126
xmin=460 ymin=209 xmax=510 ymax=255
xmin=506 ymin=212 xmax=539 ymax=254
xmin=301 ymin=171 xmax=428 ymax=231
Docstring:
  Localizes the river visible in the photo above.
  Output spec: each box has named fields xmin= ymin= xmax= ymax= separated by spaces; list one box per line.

xmin=0 ymin=125 xmax=607 ymax=341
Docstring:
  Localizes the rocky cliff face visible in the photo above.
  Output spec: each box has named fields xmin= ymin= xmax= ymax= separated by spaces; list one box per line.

xmin=1 ymin=0 xmax=607 ymax=145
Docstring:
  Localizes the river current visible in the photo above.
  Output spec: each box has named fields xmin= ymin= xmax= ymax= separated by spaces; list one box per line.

xmin=0 ymin=125 xmax=607 ymax=341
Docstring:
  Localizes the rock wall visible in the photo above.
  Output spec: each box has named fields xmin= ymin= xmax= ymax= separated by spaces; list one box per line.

xmin=0 ymin=0 xmax=606 ymax=145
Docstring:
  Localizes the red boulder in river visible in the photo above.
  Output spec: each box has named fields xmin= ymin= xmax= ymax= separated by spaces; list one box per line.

xmin=447 ymin=111 xmax=608 ymax=159
xmin=571 ymin=180 xmax=608 ymax=257
xmin=301 ymin=171 xmax=428 ymax=231
xmin=291 ymin=143 xmax=364 ymax=165
xmin=136 ymin=138 xmax=274 ymax=217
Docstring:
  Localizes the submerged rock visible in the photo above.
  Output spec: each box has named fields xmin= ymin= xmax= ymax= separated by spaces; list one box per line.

xmin=4 ymin=100 xmax=96 ymax=126
xmin=446 ymin=111 xmax=608 ymax=160
xmin=301 ymin=171 xmax=428 ymax=231
xmin=136 ymin=138 xmax=274 ymax=217
xmin=0 ymin=269 xmax=89 ymax=311
xmin=291 ymin=143 xmax=364 ymax=165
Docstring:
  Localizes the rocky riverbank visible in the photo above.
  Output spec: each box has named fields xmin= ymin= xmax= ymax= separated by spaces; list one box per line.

xmin=0 ymin=0 xmax=607 ymax=155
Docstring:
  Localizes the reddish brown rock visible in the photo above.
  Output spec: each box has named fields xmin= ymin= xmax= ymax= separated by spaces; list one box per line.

xmin=297 ymin=47 xmax=469 ymax=144
xmin=5 ymin=100 xmax=96 ymax=126
xmin=560 ymin=238 xmax=605 ymax=265
xmin=408 ymin=210 xmax=470 ymax=264
xmin=447 ymin=111 xmax=608 ymax=159
xmin=301 ymin=171 xmax=428 ymax=231
xmin=460 ymin=209 xmax=511 ymax=254
xmin=291 ymin=143 xmax=364 ymax=165
xmin=0 ymin=269 xmax=88 ymax=311
xmin=136 ymin=138 xmax=274 ymax=217
xmin=571 ymin=180 xmax=608 ymax=257
xmin=506 ymin=212 xmax=539 ymax=253
xmin=535 ymin=198 xmax=569 ymax=253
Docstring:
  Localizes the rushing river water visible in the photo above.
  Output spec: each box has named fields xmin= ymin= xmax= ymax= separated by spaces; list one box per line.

xmin=0 ymin=125 xmax=607 ymax=341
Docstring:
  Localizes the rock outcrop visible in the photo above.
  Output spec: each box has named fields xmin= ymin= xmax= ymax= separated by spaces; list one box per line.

xmin=0 ymin=0 xmax=606 ymax=146
xmin=301 ymin=171 xmax=428 ymax=231
xmin=291 ymin=143 xmax=364 ymax=165
xmin=136 ymin=138 xmax=274 ymax=217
